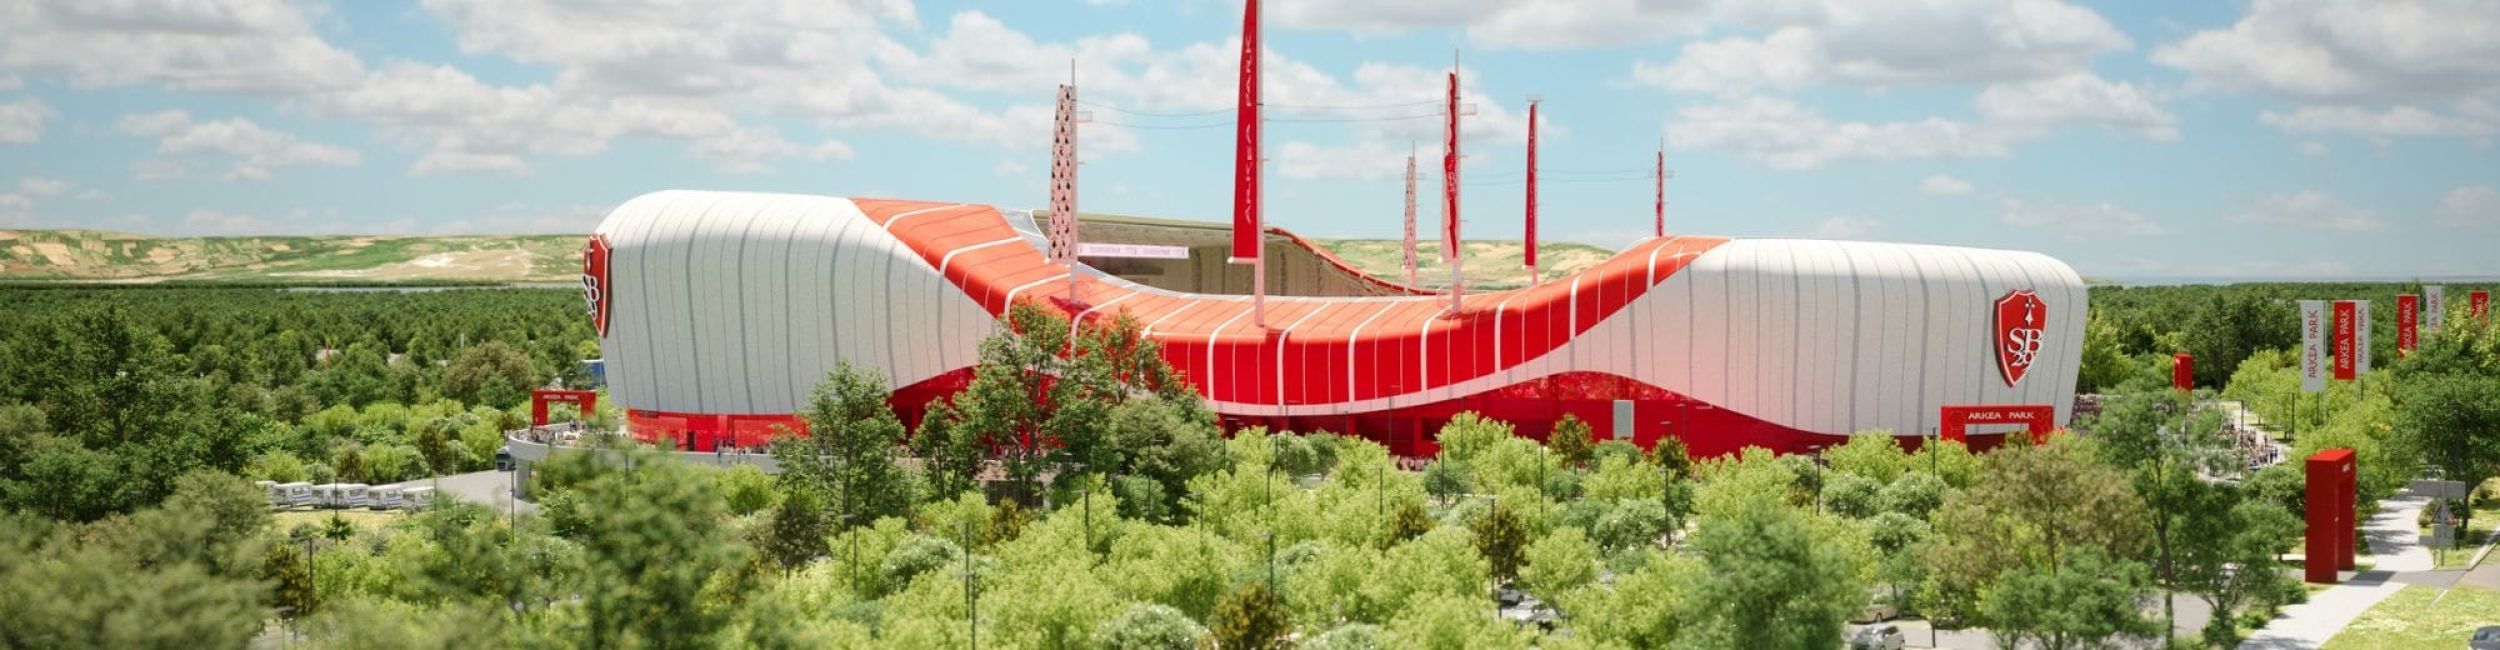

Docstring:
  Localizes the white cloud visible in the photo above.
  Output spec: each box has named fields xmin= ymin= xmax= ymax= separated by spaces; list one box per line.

xmin=2152 ymin=0 xmax=2500 ymax=102
xmin=0 ymin=0 xmax=364 ymax=95
xmin=2231 ymin=190 xmax=2384 ymax=231
xmin=182 ymin=210 xmax=274 ymax=234
xmin=115 ymin=110 xmax=361 ymax=181
xmin=1918 ymin=174 xmax=1973 ymax=195
xmin=0 ymin=98 xmax=54 ymax=143
xmin=1668 ymin=96 xmax=2010 ymax=169
xmin=1271 ymin=0 xmax=1714 ymax=50
xmin=1806 ymin=215 xmax=1880 ymax=239
xmin=18 ymin=177 xmax=69 ymax=198
xmin=2438 ymin=185 xmax=2499 ymax=230
xmin=0 ymin=73 xmax=18 ymax=91
xmin=1975 ymin=73 xmax=2177 ymax=141
xmin=0 ymin=176 xmax=71 ymax=224
xmin=2258 ymin=102 xmax=2498 ymax=138
xmin=314 ymin=62 xmax=808 ymax=175
xmin=1630 ymin=0 xmax=2130 ymax=94
xmin=808 ymin=140 xmax=856 ymax=161
xmin=1276 ymin=139 xmax=1412 ymax=183
xmin=2001 ymin=198 xmax=2167 ymax=239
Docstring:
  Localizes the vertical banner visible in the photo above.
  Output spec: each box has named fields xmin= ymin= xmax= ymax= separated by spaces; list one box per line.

xmin=1441 ymin=71 xmax=1460 ymax=262
xmin=1523 ymin=100 xmax=1538 ymax=272
xmin=2473 ymin=290 xmax=2491 ymax=321
xmin=2332 ymin=300 xmax=2357 ymax=381
xmin=1654 ymin=143 xmax=1666 ymax=238
xmin=2397 ymin=294 xmax=2419 ymax=356
xmin=1402 ymin=149 xmax=1417 ymax=288
xmin=1227 ymin=0 xmax=1260 ymax=264
xmin=2300 ymin=300 xmax=2325 ymax=393
xmin=2355 ymin=300 xmax=2371 ymax=375
xmin=2425 ymin=285 xmax=2446 ymax=333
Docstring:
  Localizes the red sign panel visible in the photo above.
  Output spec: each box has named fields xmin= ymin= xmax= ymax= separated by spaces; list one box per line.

xmin=2333 ymin=300 xmax=2357 ymax=379
xmin=2396 ymin=294 xmax=2418 ymax=357
xmin=1993 ymin=289 xmax=2047 ymax=387
xmin=1940 ymin=404 xmax=2056 ymax=445
xmin=581 ymin=235 xmax=611 ymax=337
xmin=2473 ymin=290 xmax=2490 ymax=321
xmin=2172 ymin=353 xmax=2193 ymax=392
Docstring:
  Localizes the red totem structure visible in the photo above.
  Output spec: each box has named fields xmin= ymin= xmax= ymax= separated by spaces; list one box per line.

xmin=530 ymin=389 xmax=598 ymax=426
xmin=2304 ymin=448 xmax=2357 ymax=583
xmin=2172 ymin=353 xmax=2194 ymax=392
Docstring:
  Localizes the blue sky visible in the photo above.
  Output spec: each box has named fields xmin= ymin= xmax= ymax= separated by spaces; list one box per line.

xmin=0 ymin=0 xmax=2494 ymax=282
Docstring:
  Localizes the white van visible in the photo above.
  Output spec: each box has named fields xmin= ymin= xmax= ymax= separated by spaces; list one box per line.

xmin=258 ymin=480 xmax=282 ymax=508
xmin=399 ymin=486 xmax=435 ymax=510
xmin=336 ymin=483 xmax=372 ymax=509
xmin=369 ymin=485 xmax=403 ymax=511
xmin=312 ymin=484 xmax=343 ymax=509
xmin=276 ymin=482 xmax=316 ymax=509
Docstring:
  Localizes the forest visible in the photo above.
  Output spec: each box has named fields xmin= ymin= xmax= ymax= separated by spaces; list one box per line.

xmin=0 ymin=282 xmax=2493 ymax=649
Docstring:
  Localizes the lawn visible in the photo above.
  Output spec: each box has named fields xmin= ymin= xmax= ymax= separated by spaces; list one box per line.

xmin=271 ymin=508 xmax=405 ymax=534
xmin=2321 ymin=584 xmax=2500 ymax=650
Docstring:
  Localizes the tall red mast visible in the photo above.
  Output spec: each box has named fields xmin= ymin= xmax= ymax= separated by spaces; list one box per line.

xmin=1442 ymin=64 xmax=1462 ymax=312
xmin=1524 ymin=99 xmax=1539 ymax=286
xmin=1231 ymin=0 xmax=1265 ymax=326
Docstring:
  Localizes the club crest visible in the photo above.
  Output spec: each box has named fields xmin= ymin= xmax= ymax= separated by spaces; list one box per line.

xmin=1994 ymin=289 xmax=2046 ymax=387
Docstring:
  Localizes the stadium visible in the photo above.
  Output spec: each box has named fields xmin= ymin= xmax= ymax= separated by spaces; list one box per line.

xmin=582 ymin=189 xmax=2086 ymax=458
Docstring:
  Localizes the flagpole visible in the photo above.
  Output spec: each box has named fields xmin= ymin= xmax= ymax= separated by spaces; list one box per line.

xmin=1524 ymin=98 xmax=1539 ymax=288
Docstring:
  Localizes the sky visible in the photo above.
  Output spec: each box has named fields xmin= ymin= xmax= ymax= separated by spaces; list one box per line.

xmin=0 ymin=0 xmax=2494 ymax=283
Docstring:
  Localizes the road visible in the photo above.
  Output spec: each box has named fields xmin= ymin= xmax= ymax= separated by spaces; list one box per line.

xmin=381 ymin=469 xmax=535 ymax=516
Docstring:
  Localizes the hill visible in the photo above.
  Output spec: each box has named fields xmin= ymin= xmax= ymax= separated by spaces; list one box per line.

xmin=1315 ymin=239 xmax=1618 ymax=290
xmin=0 ymin=230 xmax=584 ymax=284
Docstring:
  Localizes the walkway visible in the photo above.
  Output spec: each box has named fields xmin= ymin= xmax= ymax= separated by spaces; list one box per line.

xmin=2238 ymin=488 xmax=2435 ymax=649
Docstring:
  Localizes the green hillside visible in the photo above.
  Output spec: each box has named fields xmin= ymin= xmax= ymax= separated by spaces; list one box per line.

xmin=0 ymin=230 xmax=584 ymax=284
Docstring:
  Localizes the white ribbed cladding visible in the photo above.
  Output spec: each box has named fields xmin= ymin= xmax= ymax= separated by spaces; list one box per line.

xmin=1209 ymin=238 xmax=2087 ymax=438
xmin=593 ymin=191 xmax=996 ymax=416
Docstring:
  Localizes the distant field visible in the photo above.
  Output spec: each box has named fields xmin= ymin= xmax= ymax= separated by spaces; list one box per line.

xmin=2 ymin=228 xmax=1622 ymax=288
xmin=1316 ymin=239 xmax=1617 ymax=290
xmin=0 ymin=229 xmax=584 ymax=284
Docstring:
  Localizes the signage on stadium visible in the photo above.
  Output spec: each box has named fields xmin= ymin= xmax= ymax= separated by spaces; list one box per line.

xmin=582 ymin=235 xmax=612 ymax=337
xmin=1077 ymin=243 xmax=1192 ymax=259
xmin=1994 ymin=289 xmax=2047 ymax=388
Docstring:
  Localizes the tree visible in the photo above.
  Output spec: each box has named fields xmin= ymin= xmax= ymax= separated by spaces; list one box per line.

xmin=1982 ymin=547 xmax=2160 ymax=650
xmin=2395 ymin=373 xmax=2500 ymax=491
xmin=1648 ymin=435 xmax=1693 ymax=480
xmin=1422 ymin=460 xmax=1470 ymax=505
xmin=1823 ymin=433 xmax=1910 ymax=484
xmin=1522 ymin=526 xmax=1599 ymax=597
xmin=776 ymin=362 xmax=915 ymax=527
xmin=2077 ymin=313 xmax=2137 ymax=393
xmin=1678 ymin=497 xmax=1863 ymax=650
xmin=1472 ymin=504 xmax=1530 ymax=583
xmin=1382 ymin=499 xmax=1434 ymax=548
xmin=1207 ymin=580 xmax=1292 ymax=650
xmin=566 ymin=450 xmax=755 ymax=648
xmin=1924 ymin=437 xmax=2150 ymax=624
xmin=0 ymin=472 xmax=271 ymax=649
xmin=441 ymin=341 xmax=538 ymax=405
xmin=2181 ymin=291 xmax=2294 ymax=388
xmin=756 ymin=487 xmax=830 ymax=574
xmin=1547 ymin=413 xmax=1596 ymax=468
xmin=2177 ymin=497 xmax=2301 ymax=647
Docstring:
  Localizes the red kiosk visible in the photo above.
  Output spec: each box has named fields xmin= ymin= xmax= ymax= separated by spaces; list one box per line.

xmin=1937 ymin=404 xmax=2057 ymax=446
xmin=2172 ymin=353 xmax=2194 ymax=392
xmin=2304 ymin=448 xmax=2358 ymax=583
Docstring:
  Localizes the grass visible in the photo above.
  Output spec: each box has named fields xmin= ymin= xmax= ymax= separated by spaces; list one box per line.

xmin=272 ymin=508 xmax=405 ymax=534
xmin=2320 ymin=584 xmax=2500 ymax=650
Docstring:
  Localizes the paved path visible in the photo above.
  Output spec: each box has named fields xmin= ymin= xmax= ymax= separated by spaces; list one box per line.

xmin=2238 ymin=488 xmax=2437 ymax=649
xmin=382 ymin=470 xmax=535 ymax=516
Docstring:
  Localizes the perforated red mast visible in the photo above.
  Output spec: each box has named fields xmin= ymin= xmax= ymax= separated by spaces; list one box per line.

xmin=1048 ymin=72 xmax=1080 ymax=302
xmin=1442 ymin=59 xmax=1462 ymax=312
xmin=1524 ymin=99 xmax=1539 ymax=286
xmin=1654 ymin=138 xmax=1666 ymax=238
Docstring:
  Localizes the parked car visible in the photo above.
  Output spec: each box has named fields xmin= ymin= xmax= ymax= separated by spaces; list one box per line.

xmin=1850 ymin=624 xmax=1905 ymax=650
xmin=2469 ymin=625 xmax=2500 ymax=650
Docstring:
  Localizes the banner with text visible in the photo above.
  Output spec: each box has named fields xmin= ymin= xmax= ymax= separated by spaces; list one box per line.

xmin=2356 ymin=300 xmax=2371 ymax=375
xmin=2333 ymin=300 xmax=2357 ymax=381
xmin=2426 ymin=285 xmax=2445 ymax=333
xmin=2301 ymin=300 xmax=2326 ymax=393
xmin=2397 ymin=294 xmax=2419 ymax=357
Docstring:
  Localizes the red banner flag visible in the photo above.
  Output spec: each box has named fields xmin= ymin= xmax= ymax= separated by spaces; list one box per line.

xmin=2333 ymin=300 xmax=2358 ymax=380
xmin=1441 ymin=71 xmax=1460 ymax=262
xmin=2473 ymin=290 xmax=2490 ymax=321
xmin=1524 ymin=100 xmax=1538 ymax=271
xmin=2397 ymin=294 xmax=2418 ymax=356
xmin=1228 ymin=0 xmax=1260 ymax=264
xmin=1654 ymin=145 xmax=1665 ymax=238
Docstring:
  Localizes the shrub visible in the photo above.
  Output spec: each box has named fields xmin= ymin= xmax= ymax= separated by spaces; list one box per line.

xmin=1208 ymin=581 xmax=1292 ymax=650
xmin=1090 ymin=602 xmax=1205 ymax=650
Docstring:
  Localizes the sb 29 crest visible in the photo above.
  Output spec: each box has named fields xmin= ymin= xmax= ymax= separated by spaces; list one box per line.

xmin=1994 ymin=289 xmax=2046 ymax=388
xmin=582 ymin=235 xmax=611 ymax=337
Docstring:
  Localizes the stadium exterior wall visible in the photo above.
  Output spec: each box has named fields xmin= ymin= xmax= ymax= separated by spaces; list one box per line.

xmin=589 ymin=190 xmax=2087 ymax=457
